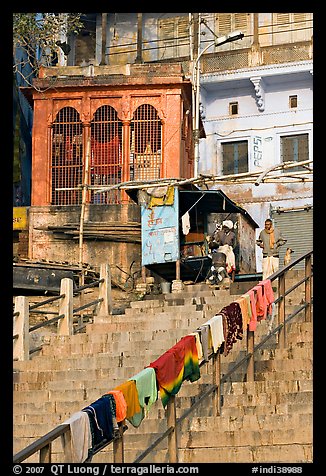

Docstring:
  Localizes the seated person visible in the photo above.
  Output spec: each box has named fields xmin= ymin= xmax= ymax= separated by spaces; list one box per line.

xmin=207 ymin=220 xmax=236 ymax=282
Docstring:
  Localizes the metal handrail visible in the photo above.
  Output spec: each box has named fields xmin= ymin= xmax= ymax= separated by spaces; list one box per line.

xmin=13 ymin=251 xmax=312 ymax=464
xmin=133 ymin=250 xmax=313 ymax=462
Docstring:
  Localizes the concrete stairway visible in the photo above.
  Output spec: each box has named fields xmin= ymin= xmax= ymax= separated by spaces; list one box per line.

xmin=13 ymin=271 xmax=312 ymax=463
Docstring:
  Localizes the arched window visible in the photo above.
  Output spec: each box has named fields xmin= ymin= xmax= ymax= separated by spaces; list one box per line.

xmin=90 ymin=105 xmax=122 ymax=204
xmin=130 ymin=104 xmax=162 ymax=181
xmin=51 ymin=107 xmax=83 ymax=205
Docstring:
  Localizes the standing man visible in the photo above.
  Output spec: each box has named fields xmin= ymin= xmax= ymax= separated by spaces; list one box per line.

xmin=256 ymin=218 xmax=287 ymax=280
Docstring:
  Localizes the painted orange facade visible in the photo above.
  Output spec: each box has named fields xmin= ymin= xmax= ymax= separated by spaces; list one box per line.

xmin=29 ymin=63 xmax=195 ymax=206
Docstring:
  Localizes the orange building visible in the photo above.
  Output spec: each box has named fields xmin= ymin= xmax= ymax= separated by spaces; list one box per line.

xmin=22 ymin=63 xmax=203 ymax=284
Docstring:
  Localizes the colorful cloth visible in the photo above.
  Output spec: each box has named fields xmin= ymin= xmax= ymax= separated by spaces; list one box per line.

xmin=246 ymin=288 xmax=258 ymax=332
xmin=105 ymin=390 xmax=127 ymax=422
xmin=82 ymin=394 xmax=116 ymax=456
xmin=235 ymin=296 xmax=251 ymax=329
xmin=127 ymin=367 xmax=158 ymax=427
xmin=220 ymin=302 xmax=243 ymax=356
xmin=114 ymin=380 xmax=141 ymax=420
xmin=258 ymin=279 xmax=275 ymax=318
xmin=148 ymin=335 xmax=200 ymax=407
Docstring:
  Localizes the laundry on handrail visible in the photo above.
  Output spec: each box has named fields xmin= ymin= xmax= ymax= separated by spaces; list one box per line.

xmin=82 ymin=393 xmax=116 ymax=458
xmin=126 ymin=367 xmax=158 ymax=427
xmin=205 ymin=314 xmax=225 ymax=353
xmin=60 ymin=410 xmax=92 ymax=463
xmin=148 ymin=335 xmax=200 ymax=407
xmin=220 ymin=302 xmax=243 ymax=356
xmin=105 ymin=389 xmax=127 ymax=423
xmin=114 ymin=379 xmax=141 ymax=420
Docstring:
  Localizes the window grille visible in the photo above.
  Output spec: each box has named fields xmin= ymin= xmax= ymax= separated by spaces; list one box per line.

xmin=281 ymin=134 xmax=309 ymax=172
xmin=222 ymin=140 xmax=248 ymax=175
xmin=51 ymin=107 xmax=83 ymax=205
xmin=130 ymin=105 xmax=162 ymax=182
xmin=90 ymin=105 xmax=122 ymax=204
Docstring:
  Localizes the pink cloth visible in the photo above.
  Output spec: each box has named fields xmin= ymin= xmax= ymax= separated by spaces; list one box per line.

xmin=257 ymin=279 xmax=275 ymax=319
xmin=251 ymin=285 xmax=266 ymax=321
xmin=246 ymin=289 xmax=258 ymax=331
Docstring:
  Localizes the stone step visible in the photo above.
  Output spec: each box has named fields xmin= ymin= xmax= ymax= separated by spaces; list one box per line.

xmin=13 ymin=274 xmax=313 ymax=465
xmin=178 ymin=443 xmax=312 ymax=463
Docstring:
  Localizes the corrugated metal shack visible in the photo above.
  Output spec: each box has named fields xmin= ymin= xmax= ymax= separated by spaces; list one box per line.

xmin=127 ymin=184 xmax=259 ymax=283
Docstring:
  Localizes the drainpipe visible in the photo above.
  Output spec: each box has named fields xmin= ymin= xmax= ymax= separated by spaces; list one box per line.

xmin=100 ymin=13 xmax=107 ymax=65
xmin=135 ymin=13 xmax=143 ymax=63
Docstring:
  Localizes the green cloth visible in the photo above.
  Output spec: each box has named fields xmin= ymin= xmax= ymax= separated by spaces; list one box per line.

xmin=128 ymin=367 xmax=158 ymax=427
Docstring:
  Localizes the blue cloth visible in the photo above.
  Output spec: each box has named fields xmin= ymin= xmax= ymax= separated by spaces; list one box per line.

xmin=82 ymin=394 xmax=115 ymax=455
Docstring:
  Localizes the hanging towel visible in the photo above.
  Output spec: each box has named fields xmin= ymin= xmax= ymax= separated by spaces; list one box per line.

xmin=205 ymin=314 xmax=225 ymax=352
xmin=82 ymin=394 xmax=116 ymax=456
xmin=127 ymin=367 xmax=158 ymax=427
xmin=61 ymin=411 xmax=92 ymax=463
xmin=114 ymin=380 xmax=141 ymax=420
xmin=105 ymin=390 xmax=127 ymax=423
xmin=189 ymin=331 xmax=204 ymax=360
xmin=148 ymin=335 xmax=200 ymax=407
xmin=181 ymin=212 xmax=191 ymax=235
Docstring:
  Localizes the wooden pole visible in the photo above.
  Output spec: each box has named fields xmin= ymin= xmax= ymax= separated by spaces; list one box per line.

xmin=166 ymin=396 xmax=178 ymax=463
xmin=96 ymin=263 xmax=113 ymax=320
xmin=135 ymin=13 xmax=143 ymax=64
xmin=78 ymin=135 xmax=91 ymax=325
xmin=278 ymin=273 xmax=286 ymax=348
xmin=246 ymin=330 xmax=255 ymax=382
xmin=113 ymin=422 xmax=125 ymax=463
xmin=176 ymin=259 xmax=181 ymax=281
xmin=305 ymin=254 xmax=312 ymax=322
xmin=40 ymin=444 xmax=51 ymax=463
xmin=13 ymin=296 xmax=29 ymax=361
xmin=58 ymin=278 xmax=74 ymax=336
xmin=100 ymin=13 xmax=107 ymax=65
xmin=212 ymin=350 xmax=221 ymax=416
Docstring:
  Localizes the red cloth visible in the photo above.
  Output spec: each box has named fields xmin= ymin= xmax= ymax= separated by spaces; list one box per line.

xmin=257 ymin=279 xmax=275 ymax=319
xmin=148 ymin=335 xmax=200 ymax=407
xmin=91 ymin=136 xmax=121 ymax=175
xmin=251 ymin=285 xmax=266 ymax=321
xmin=247 ymin=280 xmax=275 ymax=331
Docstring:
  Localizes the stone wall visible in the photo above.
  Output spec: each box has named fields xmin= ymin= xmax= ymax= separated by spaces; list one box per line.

xmin=28 ymin=203 xmax=141 ymax=287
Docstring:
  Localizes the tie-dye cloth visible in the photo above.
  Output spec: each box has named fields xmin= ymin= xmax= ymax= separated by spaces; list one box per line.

xmin=148 ymin=335 xmax=200 ymax=407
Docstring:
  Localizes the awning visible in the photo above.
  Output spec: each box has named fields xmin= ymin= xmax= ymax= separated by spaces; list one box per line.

xmin=126 ymin=184 xmax=259 ymax=229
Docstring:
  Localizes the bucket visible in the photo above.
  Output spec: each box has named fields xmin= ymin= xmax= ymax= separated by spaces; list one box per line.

xmin=161 ymin=282 xmax=171 ymax=294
